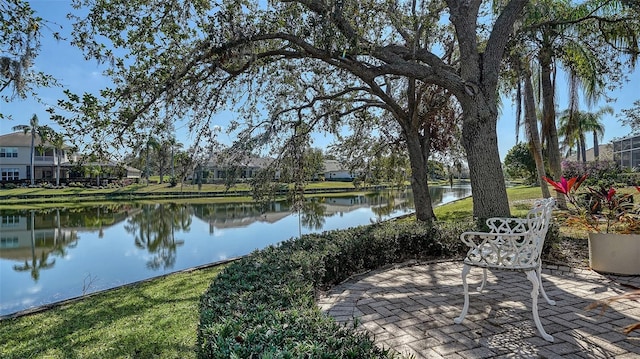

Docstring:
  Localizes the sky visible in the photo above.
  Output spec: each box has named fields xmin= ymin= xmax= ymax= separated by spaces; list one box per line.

xmin=1 ymin=0 xmax=639 ymax=162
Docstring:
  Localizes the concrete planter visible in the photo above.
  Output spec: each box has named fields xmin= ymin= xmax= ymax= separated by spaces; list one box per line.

xmin=589 ymin=233 xmax=640 ymax=275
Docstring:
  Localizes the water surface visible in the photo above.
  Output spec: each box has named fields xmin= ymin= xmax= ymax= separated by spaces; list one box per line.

xmin=0 ymin=186 xmax=471 ymax=316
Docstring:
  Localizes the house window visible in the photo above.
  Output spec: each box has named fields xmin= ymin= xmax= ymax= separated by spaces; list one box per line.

xmin=1 ymin=168 xmax=20 ymax=181
xmin=0 ymin=237 xmax=19 ymax=249
xmin=1 ymin=215 xmax=20 ymax=227
xmin=0 ymin=148 xmax=18 ymax=158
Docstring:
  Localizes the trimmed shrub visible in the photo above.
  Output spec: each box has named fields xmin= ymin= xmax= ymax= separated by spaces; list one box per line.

xmin=197 ymin=219 xmax=473 ymax=358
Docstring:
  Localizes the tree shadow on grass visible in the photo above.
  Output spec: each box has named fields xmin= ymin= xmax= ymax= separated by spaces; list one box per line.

xmin=318 ymin=261 xmax=640 ymax=359
xmin=0 ymin=268 xmax=220 ymax=359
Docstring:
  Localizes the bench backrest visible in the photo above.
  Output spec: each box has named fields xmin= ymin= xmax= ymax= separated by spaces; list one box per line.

xmin=529 ymin=197 xmax=556 ymax=261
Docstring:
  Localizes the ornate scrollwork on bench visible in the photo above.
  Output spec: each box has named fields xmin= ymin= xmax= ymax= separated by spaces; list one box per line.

xmin=454 ymin=198 xmax=557 ymax=342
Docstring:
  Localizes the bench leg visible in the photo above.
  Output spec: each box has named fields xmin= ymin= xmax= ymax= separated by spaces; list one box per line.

xmin=537 ymin=262 xmax=556 ymax=305
xmin=454 ymin=264 xmax=471 ymax=324
xmin=525 ymin=270 xmax=554 ymax=342
xmin=477 ymin=268 xmax=487 ymax=292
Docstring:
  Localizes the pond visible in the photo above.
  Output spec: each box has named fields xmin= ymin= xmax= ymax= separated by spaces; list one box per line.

xmin=0 ymin=185 xmax=471 ymax=316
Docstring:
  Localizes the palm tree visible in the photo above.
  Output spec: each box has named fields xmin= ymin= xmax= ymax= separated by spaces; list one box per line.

xmin=582 ymin=107 xmax=611 ymax=160
xmin=516 ymin=0 xmax=638 ymax=207
xmin=35 ymin=125 xmax=67 ymax=186
xmin=559 ymin=106 xmax=611 ymax=163
xmin=522 ymin=59 xmax=551 ymax=197
xmin=558 ymin=113 xmax=580 ymax=159
xmin=11 ymin=114 xmax=45 ymax=185
xmin=48 ymin=132 xmax=66 ymax=186
xmin=509 ymin=52 xmax=550 ymax=197
xmin=170 ymin=139 xmax=183 ymax=181
xmin=144 ymin=136 xmax=160 ymax=186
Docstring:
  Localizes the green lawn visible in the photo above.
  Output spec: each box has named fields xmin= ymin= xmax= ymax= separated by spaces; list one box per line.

xmin=434 ymin=185 xmax=545 ymax=220
xmin=0 ymin=265 xmax=225 ymax=359
xmin=0 ymin=180 xmax=382 ymax=209
xmin=0 ymin=181 xmax=361 ymax=196
xmin=0 ymin=183 xmax=549 ymax=359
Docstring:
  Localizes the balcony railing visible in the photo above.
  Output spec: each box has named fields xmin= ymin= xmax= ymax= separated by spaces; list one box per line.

xmin=34 ymin=156 xmax=55 ymax=162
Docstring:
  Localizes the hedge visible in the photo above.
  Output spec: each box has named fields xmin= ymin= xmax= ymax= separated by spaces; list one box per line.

xmin=196 ymin=219 xmax=474 ymax=358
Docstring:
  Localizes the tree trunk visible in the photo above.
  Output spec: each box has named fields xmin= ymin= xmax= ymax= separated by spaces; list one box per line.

xmin=171 ymin=147 xmax=175 ymax=179
xmin=580 ymin=133 xmax=587 ymax=163
xmin=159 ymin=158 xmax=165 ymax=184
xmin=593 ymin=131 xmax=600 ymax=160
xmin=55 ymin=149 xmax=61 ymax=187
xmin=540 ymin=46 xmax=566 ymax=208
xmin=404 ymin=128 xmax=435 ymax=222
xmin=30 ymin=131 xmax=35 ymax=185
xmin=461 ymin=104 xmax=510 ymax=219
xmin=146 ymin=142 xmax=151 ymax=186
xmin=446 ymin=0 xmax=526 ymax=219
xmin=523 ymin=72 xmax=550 ymax=198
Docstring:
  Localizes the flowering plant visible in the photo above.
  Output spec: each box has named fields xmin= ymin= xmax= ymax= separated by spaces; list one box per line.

xmin=543 ymin=175 xmax=640 ymax=234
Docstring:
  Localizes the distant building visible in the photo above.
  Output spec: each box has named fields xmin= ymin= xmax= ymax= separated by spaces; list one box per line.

xmin=0 ymin=131 xmax=141 ymax=183
xmin=200 ymin=155 xmax=357 ymax=182
xmin=613 ymin=135 xmax=640 ymax=170
xmin=564 ymin=143 xmax=613 ymax=162
xmin=201 ymin=155 xmax=279 ymax=182
xmin=0 ymin=131 xmax=72 ymax=182
xmin=322 ymin=159 xmax=356 ymax=181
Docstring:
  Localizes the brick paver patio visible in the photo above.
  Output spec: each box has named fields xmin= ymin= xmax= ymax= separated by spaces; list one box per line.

xmin=317 ymin=261 xmax=640 ymax=358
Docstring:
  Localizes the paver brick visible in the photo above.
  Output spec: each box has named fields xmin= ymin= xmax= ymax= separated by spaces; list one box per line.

xmin=317 ymin=261 xmax=640 ymax=358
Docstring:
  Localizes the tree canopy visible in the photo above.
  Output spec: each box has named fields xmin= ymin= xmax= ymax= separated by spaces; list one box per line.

xmin=1 ymin=0 xmax=59 ymax=117
xmin=503 ymin=0 xmax=640 ymax=203
xmin=504 ymin=142 xmax=537 ymax=184
xmin=52 ymin=0 xmax=534 ymax=219
xmin=620 ymin=99 xmax=640 ymax=134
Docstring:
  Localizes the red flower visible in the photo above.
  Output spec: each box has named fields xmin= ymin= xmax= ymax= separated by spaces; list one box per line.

xmin=543 ymin=175 xmax=587 ymax=195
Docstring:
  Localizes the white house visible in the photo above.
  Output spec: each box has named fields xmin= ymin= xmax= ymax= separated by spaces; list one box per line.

xmin=201 ymin=155 xmax=280 ymax=182
xmin=0 ymin=131 xmax=71 ymax=183
xmin=198 ymin=154 xmax=357 ymax=183
xmin=0 ymin=131 xmax=142 ymax=183
xmin=322 ymin=159 xmax=356 ymax=181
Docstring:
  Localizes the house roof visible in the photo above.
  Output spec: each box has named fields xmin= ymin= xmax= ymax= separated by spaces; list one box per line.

xmin=0 ymin=131 xmax=72 ymax=149
xmin=205 ymin=154 xmax=275 ymax=168
xmin=564 ymin=143 xmax=613 ymax=162
xmin=323 ymin=159 xmax=348 ymax=173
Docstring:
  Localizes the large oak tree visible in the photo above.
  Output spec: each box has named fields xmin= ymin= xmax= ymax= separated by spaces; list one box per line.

xmin=59 ymin=0 xmax=533 ymax=219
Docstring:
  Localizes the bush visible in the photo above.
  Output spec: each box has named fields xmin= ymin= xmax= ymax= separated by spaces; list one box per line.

xmin=2 ymin=182 xmax=17 ymax=189
xmin=561 ymin=160 xmax=620 ymax=187
xmin=197 ymin=219 xmax=473 ymax=358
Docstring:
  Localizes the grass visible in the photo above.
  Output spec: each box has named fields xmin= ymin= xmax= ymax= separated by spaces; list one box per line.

xmin=0 ymin=180 xmax=414 ymax=209
xmin=434 ymin=185 xmax=544 ymax=221
xmin=0 ymin=265 xmax=225 ymax=359
xmin=0 ymin=183 xmax=554 ymax=359
xmin=0 ymin=181 xmax=358 ymax=196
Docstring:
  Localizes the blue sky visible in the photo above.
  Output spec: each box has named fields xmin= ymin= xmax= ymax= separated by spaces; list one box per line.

xmin=1 ymin=0 xmax=638 ymax=161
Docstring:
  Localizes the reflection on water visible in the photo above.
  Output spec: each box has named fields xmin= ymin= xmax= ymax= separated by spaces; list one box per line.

xmin=0 ymin=186 xmax=470 ymax=316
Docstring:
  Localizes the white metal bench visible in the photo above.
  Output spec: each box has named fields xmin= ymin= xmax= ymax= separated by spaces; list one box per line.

xmin=454 ymin=198 xmax=557 ymax=342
